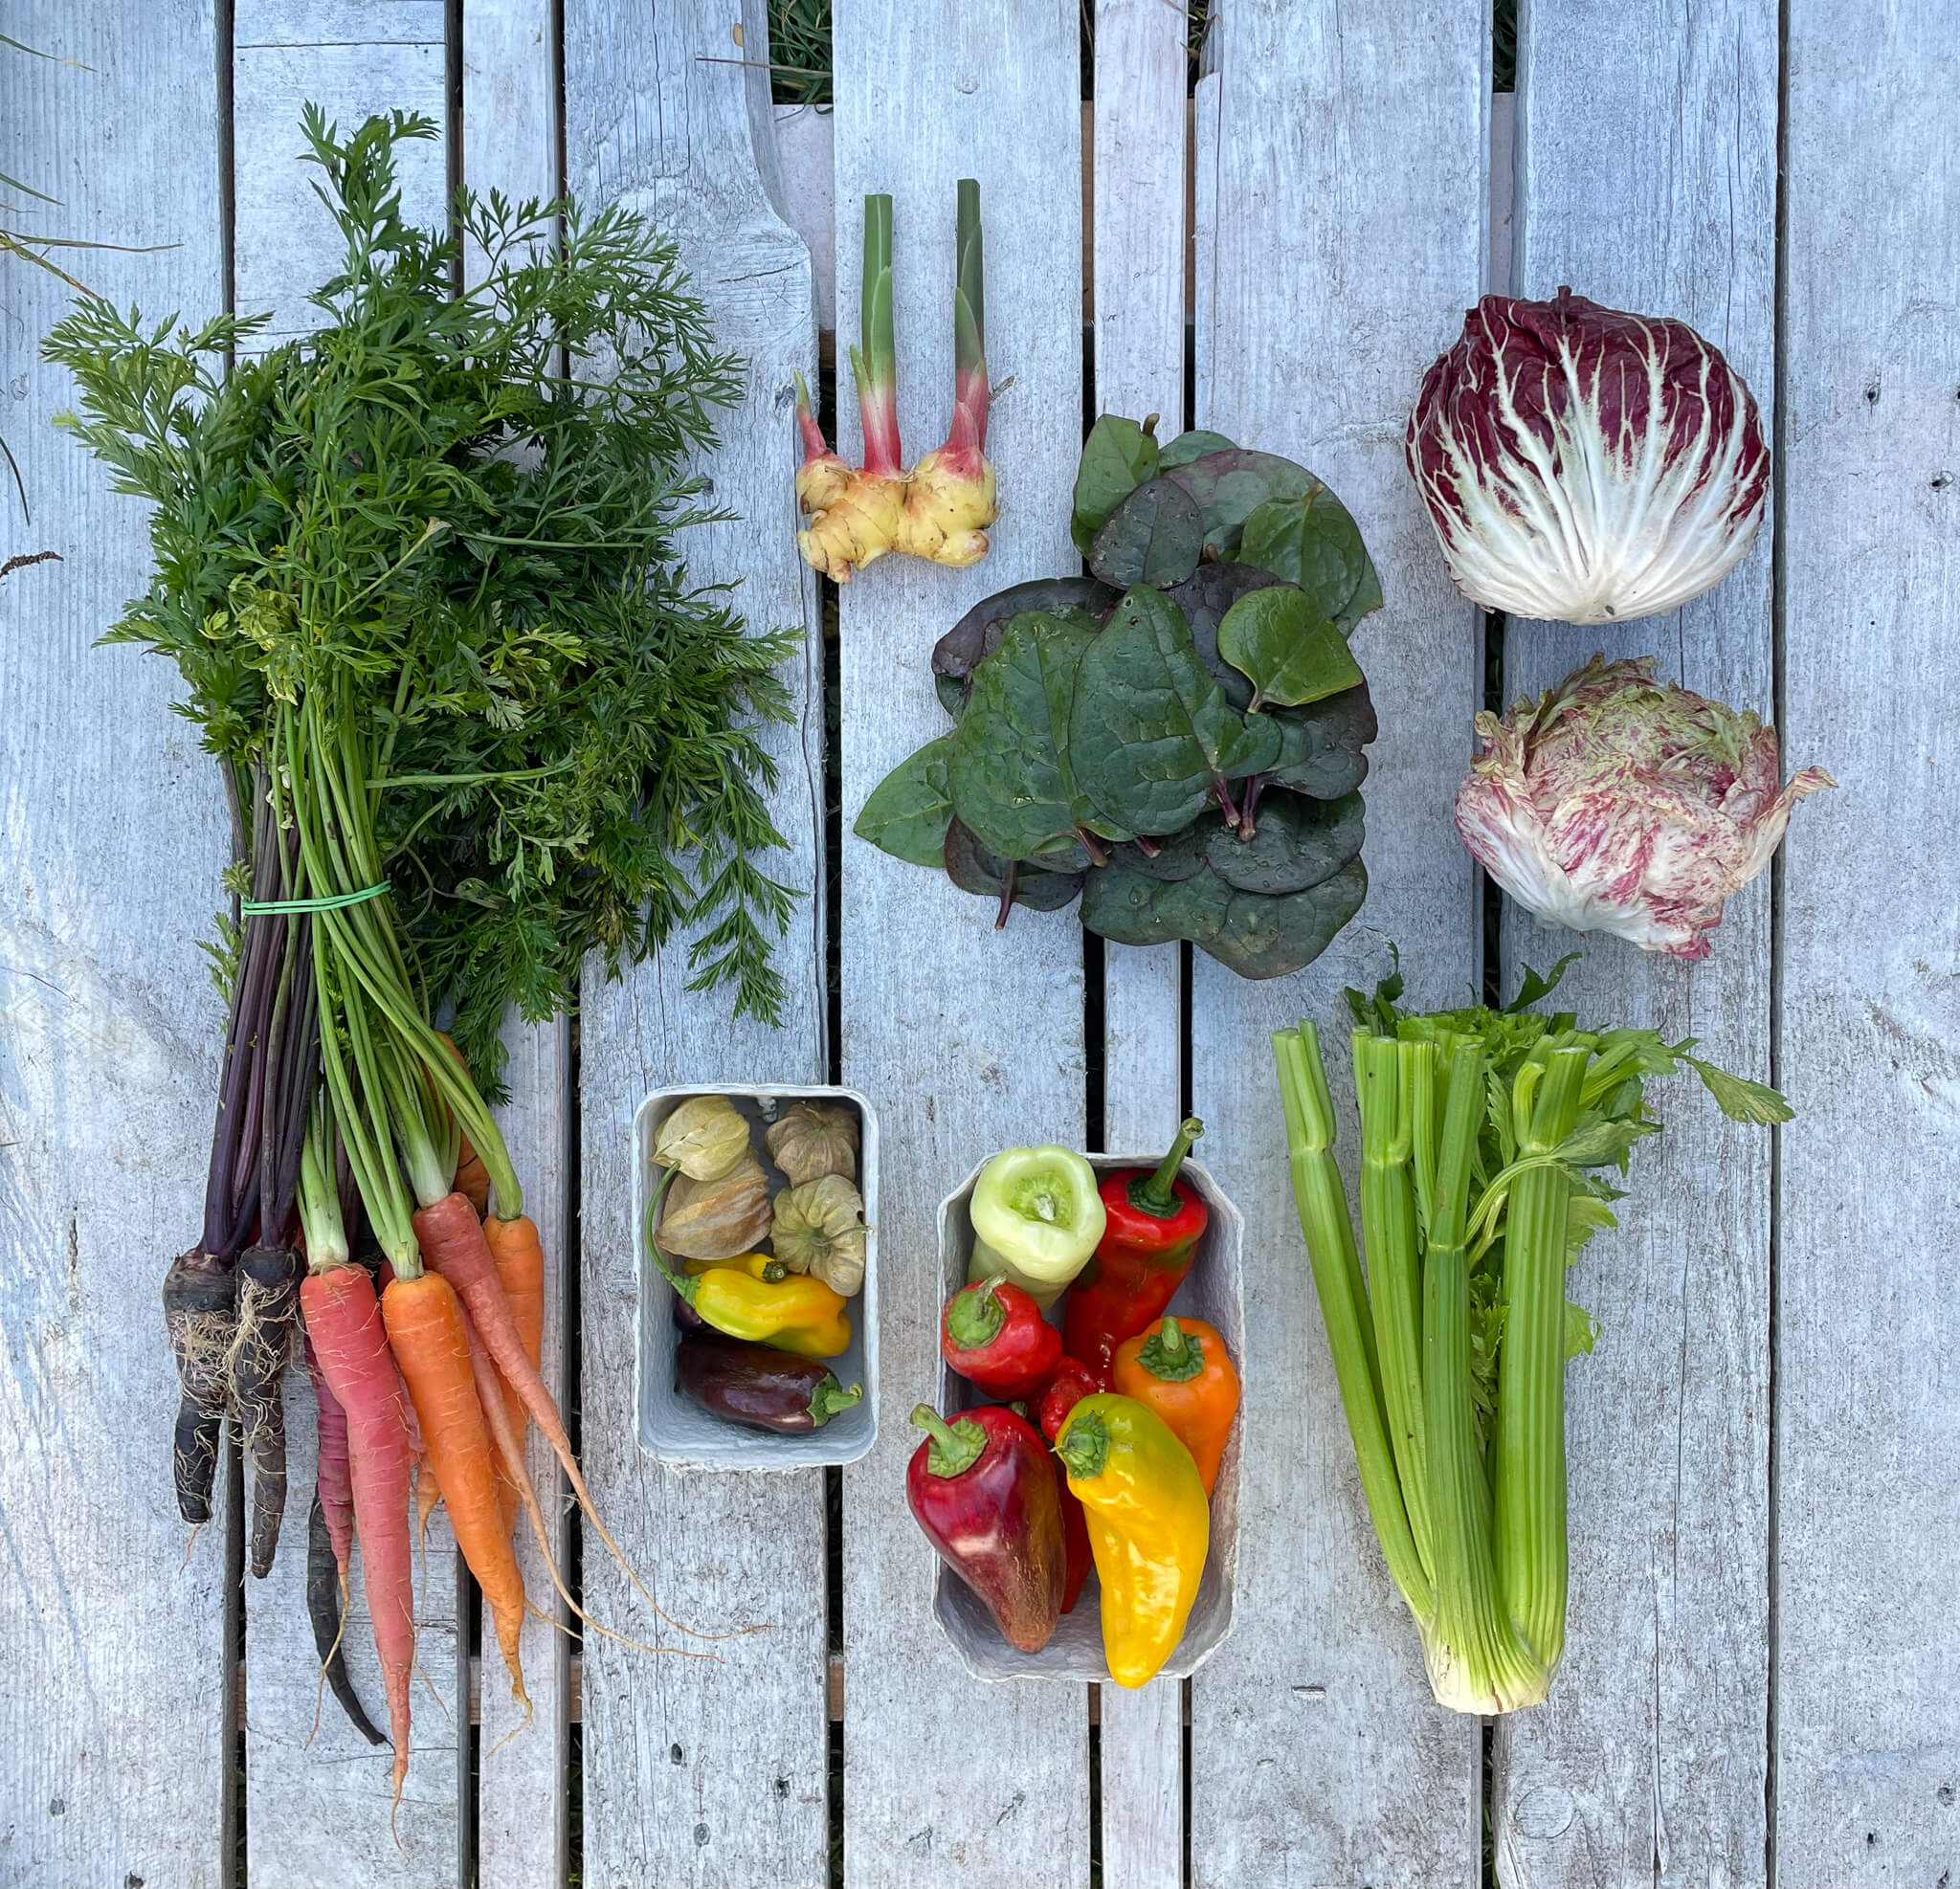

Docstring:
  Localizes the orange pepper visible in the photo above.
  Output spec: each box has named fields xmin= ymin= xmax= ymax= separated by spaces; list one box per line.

xmin=1111 ymin=1316 xmax=1240 ymax=1496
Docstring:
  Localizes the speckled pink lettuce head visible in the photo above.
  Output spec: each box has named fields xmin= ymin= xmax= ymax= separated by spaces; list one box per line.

xmin=1458 ymin=656 xmax=1834 ymax=960
xmin=1408 ymin=290 xmax=1770 ymax=624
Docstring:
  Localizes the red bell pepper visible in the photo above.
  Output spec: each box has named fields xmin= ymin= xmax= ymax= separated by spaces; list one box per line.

xmin=906 ymin=1403 xmax=1065 ymax=1653
xmin=941 ymin=1276 xmax=1062 ymax=1400
xmin=1063 ymin=1118 xmax=1209 ymax=1387
xmin=1037 ymin=1355 xmax=1101 ymax=1441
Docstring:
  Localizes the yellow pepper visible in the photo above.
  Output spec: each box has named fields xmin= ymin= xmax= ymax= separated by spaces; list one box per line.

xmin=647 ymin=1178 xmax=851 ymax=1357
xmin=674 ymin=1263 xmax=851 ymax=1358
xmin=1053 ymin=1393 xmax=1209 ymax=1688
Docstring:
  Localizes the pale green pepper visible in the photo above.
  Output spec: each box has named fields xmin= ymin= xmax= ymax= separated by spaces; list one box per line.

xmin=966 ymin=1145 xmax=1105 ymax=1309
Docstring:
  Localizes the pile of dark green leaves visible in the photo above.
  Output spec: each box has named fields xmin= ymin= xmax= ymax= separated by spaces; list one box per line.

xmin=855 ymin=415 xmax=1380 ymax=978
xmin=46 ymin=109 xmax=798 ymax=1091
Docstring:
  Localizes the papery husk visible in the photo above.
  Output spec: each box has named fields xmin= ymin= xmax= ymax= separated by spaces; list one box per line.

xmin=770 ymin=1174 xmax=869 ymax=1297
xmin=765 ymin=1101 xmax=859 ymax=1188
xmin=658 ymin=1152 xmax=773 ymax=1260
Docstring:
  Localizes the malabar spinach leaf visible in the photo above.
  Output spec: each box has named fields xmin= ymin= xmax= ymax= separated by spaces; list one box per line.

xmin=1157 ymin=428 xmax=1235 ymax=470
xmin=944 ymin=817 xmax=1085 ymax=913
xmin=948 ymin=611 xmax=1113 ymax=865
xmin=1207 ymin=789 xmax=1364 ymax=895
xmin=932 ymin=578 xmax=1116 ymax=716
xmin=1164 ymin=449 xmax=1317 ymax=560
xmin=1071 ymin=413 xmax=1161 ymax=555
xmin=1261 ymin=682 xmax=1378 ymax=799
xmin=854 ymin=735 xmax=954 ymax=867
xmin=1088 ymin=477 xmax=1205 ymax=589
xmin=1238 ymin=482 xmax=1382 ymax=635
xmin=1069 ymin=587 xmax=1275 ymax=837
xmin=1217 ymin=585 xmax=1366 ymax=710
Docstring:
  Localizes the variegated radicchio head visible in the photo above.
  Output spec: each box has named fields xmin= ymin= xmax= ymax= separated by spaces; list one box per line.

xmin=1458 ymin=656 xmax=1833 ymax=960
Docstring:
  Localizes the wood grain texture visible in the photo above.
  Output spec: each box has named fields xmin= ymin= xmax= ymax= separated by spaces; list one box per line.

xmin=832 ymin=3 xmax=1090 ymax=1883
xmin=0 ymin=9 xmax=231 ymax=1883
xmin=462 ymin=0 xmax=560 ymax=281
xmin=232 ymin=1 xmax=447 ymax=343
xmin=1091 ymin=5 xmax=1191 ymax=1884
xmin=565 ymin=2 xmax=832 ymax=1882
xmin=773 ymin=106 xmax=836 ymax=333
xmin=458 ymin=11 xmax=574 ymax=1878
xmin=1774 ymin=2 xmax=1960 ymax=1881
xmin=1185 ymin=3 xmax=1488 ymax=1883
xmin=229 ymin=12 xmax=465 ymax=1877
xmin=1492 ymin=6 xmax=1780 ymax=1886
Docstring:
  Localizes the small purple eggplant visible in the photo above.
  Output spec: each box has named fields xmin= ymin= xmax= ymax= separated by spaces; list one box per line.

xmin=676 ymin=1329 xmax=862 ymax=1433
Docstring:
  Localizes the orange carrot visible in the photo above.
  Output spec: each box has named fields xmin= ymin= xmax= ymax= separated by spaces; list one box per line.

xmin=484 ymin=1211 xmax=545 ymax=1538
xmin=380 ymin=1268 xmax=528 ymax=1711
xmin=457 ymin=1299 xmax=706 ymax=1665
xmin=301 ymin=1264 xmax=415 ymax=1806
xmin=417 ymin=1194 xmax=738 ymax=1640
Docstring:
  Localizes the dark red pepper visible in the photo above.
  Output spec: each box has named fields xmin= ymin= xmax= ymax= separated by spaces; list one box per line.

xmin=905 ymin=1403 xmax=1065 ymax=1653
xmin=1063 ymin=1118 xmax=1209 ymax=1387
xmin=1056 ymin=1467 xmax=1092 ymax=1612
xmin=1036 ymin=1355 xmax=1101 ymax=1441
xmin=941 ymin=1277 xmax=1063 ymax=1400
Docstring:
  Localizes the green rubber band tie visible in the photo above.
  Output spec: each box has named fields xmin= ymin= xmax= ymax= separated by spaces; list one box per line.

xmin=240 ymin=881 xmax=390 ymax=915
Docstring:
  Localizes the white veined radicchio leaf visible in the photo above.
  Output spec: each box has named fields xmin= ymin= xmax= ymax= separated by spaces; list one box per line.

xmin=1407 ymin=289 xmax=1769 ymax=624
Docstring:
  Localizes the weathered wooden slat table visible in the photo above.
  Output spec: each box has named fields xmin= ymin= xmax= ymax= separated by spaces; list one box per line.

xmin=2 ymin=2 xmax=1953 ymax=1886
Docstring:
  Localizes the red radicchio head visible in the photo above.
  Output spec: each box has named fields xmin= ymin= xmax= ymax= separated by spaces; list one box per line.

xmin=1407 ymin=290 xmax=1770 ymax=625
xmin=1458 ymin=656 xmax=1834 ymax=960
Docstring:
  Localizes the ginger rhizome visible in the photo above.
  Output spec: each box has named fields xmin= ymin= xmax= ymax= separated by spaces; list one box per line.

xmin=795 ymin=182 xmax=996 ymax=583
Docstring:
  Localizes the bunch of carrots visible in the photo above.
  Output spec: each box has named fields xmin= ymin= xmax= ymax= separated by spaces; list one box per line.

xmin=45 ymin=109 xmax=790 ymax=1808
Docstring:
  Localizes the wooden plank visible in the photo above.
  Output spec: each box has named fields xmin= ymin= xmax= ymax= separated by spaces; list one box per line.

xmin=1090 ymin=5 xmax=1190 ymax=1885
xmin=228 ymin=8 xmax=467 ymax=1878
xmin=479 ymin=1019 xmax=571 ymax=1886
xmin=1185 ymin=2 xmax=1488 ymax=1883
xmin=774 ymin=105 xmax=837 ymax=333
xmin=832 ymin=3 xmax=1090 ymax=1883
xmin=1491 ymin=6 xmax=1780 ymax=1885
xmin=457 ymin=8 xmax=574 ymax=1879
xmin=232 ymin=1 xmax=448 ymax=343
xmin=1774 ymin=4 xmax=1960 ymax=1881
xmin=0 ymin=7 xmax=231 ymax=1883
xmin=564 ymin=1 xmax=832 ymax=1882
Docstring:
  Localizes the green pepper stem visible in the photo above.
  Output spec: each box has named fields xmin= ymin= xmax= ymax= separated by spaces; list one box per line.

xmin=945 ymin=1278 xmax=1008 ymax=1351
xmin=1128 ymin=1117 xmax=1204 ymax=1218
xmin=1054 ymin=1409 xmax=1110 ymax=1481
xmin=812 ymin=1380 xmax=864 ymax=1426
xmin=1135 ymin=1316 xmax=1204 ymax=1383
xmin=910 ymin=1403 xmax=985 ymax=1478
xmin=642 ymin=1167 xmax=699 ymax=1303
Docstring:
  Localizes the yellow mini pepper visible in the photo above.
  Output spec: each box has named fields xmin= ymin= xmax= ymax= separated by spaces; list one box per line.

xmin=647 ymin=1183 xmax=851 ymax=1358
xmin=1053 ymin=1393 xmax=1209 ymax=1688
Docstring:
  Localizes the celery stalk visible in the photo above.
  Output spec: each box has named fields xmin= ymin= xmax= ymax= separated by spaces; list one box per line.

xmin=1275 ymin=967 xmax=1788 ymax=1715
xmin=1417 ymin=1034 xmax=1544 ymax=1711
xmin=1494 ymin=1045 xmax=1589 ymax=1674
xmin=1273 ymin=1025 xmax=1432 ymax=1626
xmin=1353 ymin=1033 xmax=1434 ymax=1584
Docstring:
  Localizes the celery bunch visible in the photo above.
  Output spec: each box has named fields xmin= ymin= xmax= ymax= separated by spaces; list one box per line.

xmin=1272 ymin=960 xmax=1789 ymax=1713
